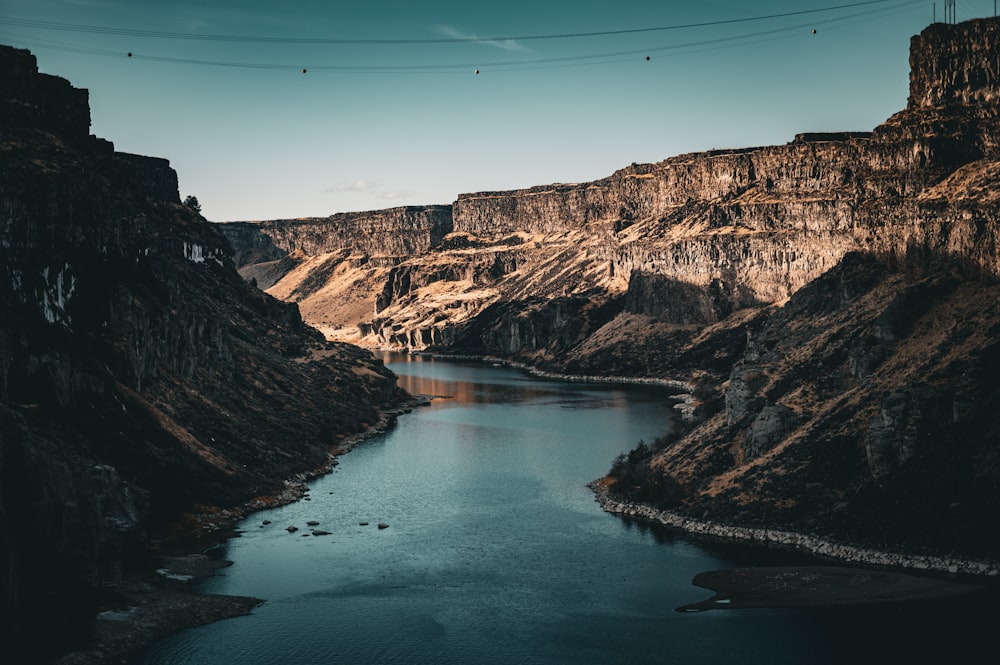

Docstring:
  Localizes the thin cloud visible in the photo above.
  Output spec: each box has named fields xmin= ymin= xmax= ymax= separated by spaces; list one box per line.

xmin=438 ymin=25 xmax=530 ymax=53
xmin=380 ymin=190 xmax=414 ymax=201
xmin=324 ymin=179 xmax=379 ymax=193
xmin=323 ymin=180 xmax=414 ymax=203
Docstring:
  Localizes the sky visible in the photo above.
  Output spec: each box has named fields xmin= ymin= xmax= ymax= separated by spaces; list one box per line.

xmin=2 ymin=1 xmax=997 ymax=222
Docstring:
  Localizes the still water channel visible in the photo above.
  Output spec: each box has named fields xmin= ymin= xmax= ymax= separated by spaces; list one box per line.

xmin=142 ymin=354 xmax=989 ymax=664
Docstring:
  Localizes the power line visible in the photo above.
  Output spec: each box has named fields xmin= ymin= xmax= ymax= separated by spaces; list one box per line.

xmin=0 ymin=0 xmax=925 ymax=76
xmin=0 ymin=1 xmax=908 ymax=45
xmin=308 ymin=1 xmax=925 ymax=73
xmin=485 ymin=0 xmax=927 ymax=74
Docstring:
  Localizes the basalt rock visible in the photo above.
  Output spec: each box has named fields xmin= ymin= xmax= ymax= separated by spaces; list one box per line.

xmin=222 ymin=205 xmax=453 ymax=264
xmin=0 ymin=45 xmax=401 ymax=659
xmin=226 ymin=20 xmax=1000 ymax=383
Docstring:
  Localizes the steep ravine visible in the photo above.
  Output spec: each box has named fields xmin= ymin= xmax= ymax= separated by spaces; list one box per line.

xmin=1 ymin=45 xmax=404 ymax=661
xmin=223 ymin=19 xmax=1000 ymax=566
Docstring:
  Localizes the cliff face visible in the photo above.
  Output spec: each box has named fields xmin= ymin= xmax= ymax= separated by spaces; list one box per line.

xmin=0 ymin=45 xmax=400 ymax=657
xmin=223 ymin=19 xmax=1000 ymax=560
xmin=908 ymin=19 xmax=1000 ymax=109
xmin=223 ymin=205 xmax=453 ymax=266
xmin=226 ymin=19 xmax=1000 ymax=373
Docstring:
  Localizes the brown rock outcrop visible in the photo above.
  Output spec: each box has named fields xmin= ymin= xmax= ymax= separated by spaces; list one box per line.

xmin=222 ymin=205 xmax=453 ymax=264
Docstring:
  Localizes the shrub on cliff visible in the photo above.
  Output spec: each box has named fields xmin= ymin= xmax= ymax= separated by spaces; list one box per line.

xmin=608 ymin=437 xmax=683 ymax=509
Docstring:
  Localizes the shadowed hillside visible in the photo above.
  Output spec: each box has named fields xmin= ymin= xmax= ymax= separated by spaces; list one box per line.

xmin=0 ymin=45 xmax=402 ymax=659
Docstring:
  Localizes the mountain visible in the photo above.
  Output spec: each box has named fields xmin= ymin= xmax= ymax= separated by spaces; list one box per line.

xmin=0 ymin=45 xmax=402 ymax=658
xmin=223 ymin=19 xmax=1000 ymax=565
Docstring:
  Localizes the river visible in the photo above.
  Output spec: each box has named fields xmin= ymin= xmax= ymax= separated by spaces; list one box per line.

xmin=141 ymin=353 xmax=991 ymax=664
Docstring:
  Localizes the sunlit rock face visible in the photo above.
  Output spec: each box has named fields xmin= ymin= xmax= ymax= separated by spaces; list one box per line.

xmin=224 ymin=19 xmax=1000 ymax=372
xmin=223 ymin=206 xmax=453 ymax=266
xmin=907 ymin=19 xmax=1000 ymax=110
xmin=0 ymin=44 xmax=400 ymax=655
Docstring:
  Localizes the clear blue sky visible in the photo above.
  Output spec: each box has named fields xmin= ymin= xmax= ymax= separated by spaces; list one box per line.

xmin=2 ymin=1 xmax=995 ymax=221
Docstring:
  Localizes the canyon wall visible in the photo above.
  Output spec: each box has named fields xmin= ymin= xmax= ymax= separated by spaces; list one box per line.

xmin=227 ymin=19 xmax=1000 ymax=366
xmin=0 ymin=45 xmax=400 ymax=658
xmin=222 ymin=205 xmax=453 ymax=265
xmin=220 ymin=19 xmax=1000 ymax=561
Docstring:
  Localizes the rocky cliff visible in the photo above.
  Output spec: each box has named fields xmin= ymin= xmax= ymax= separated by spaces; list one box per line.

xmin=224 ymin=205 xmax=452 ymax=279
xmin=604 ymin=250 xmax=1000 ymax=561
xmin=225 ymin=20 xmax=1000 ymax=372
xmin=0 ymin=45 xmax=401 ymax=660
xmin=224 ymin=19 xmax=1000 ymax=562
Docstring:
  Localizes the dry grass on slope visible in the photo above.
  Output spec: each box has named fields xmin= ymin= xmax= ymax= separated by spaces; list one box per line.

xmin=633 ymin=253 xmax=1000 ymax=555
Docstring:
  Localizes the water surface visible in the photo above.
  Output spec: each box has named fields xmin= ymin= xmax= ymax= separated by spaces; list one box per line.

xmin=142 ymin=354 xmax=992 ymax=664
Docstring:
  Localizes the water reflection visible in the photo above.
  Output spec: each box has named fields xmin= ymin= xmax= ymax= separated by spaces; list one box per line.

xmin=381 ymin=352 xmax=647 ymax=410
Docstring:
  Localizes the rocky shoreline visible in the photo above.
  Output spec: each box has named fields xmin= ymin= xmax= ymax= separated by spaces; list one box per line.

xmin=412 ymin=351 xmax=692 ymax=388
xmin=590 ymin=482 xmax=1000 ymax=578
xmin=175 ymin=398 xmax=428 ymax=536
xmin=56 ymin=579 xmax=262 ymax=665
xmin=54 ymin=398 xmax=428 ymax=665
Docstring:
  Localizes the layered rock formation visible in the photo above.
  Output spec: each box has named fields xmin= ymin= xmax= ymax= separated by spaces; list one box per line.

xmin=0 ymin=45 xmax=401 ymax=659
xmin=224 ymin=19 xmax=1000 ymax=561
xmin=224 ymin=206 xmax=452 ymax=285
xmin=225 ymin=20 xmax=1000 ymax=373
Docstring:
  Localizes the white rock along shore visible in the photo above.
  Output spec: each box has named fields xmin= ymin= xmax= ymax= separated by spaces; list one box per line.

xmin=591 ymin=484 xmax=1000 ymax=578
